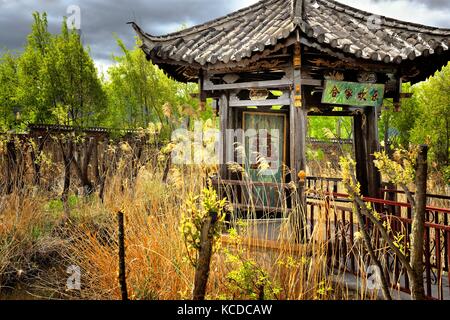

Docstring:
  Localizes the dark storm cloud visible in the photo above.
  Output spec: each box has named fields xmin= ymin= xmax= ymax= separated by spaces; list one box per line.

xmin=77 ymin=0 xmax=256 ymax=61
xmin=0 ymin=0 xmax=449 ymax=69
xmin=372 ymin=0 xmax=450 ymax=9
xmin=0 ymin=0 xmax=256 ymax=63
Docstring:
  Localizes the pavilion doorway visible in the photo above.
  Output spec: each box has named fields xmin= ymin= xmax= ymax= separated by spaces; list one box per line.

xmin=242 ymin=112 xmax=287 ymax=208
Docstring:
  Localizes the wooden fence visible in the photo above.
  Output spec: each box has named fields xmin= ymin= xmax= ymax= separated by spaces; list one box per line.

xmin=213 ymin=176 xmax=450 ymax=300
xmin=0 ymin=124 xmax=162 ymax=195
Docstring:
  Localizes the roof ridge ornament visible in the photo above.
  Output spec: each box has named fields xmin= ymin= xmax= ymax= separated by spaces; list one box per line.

xmin=292 ymin=0 xmax=306 ymax=25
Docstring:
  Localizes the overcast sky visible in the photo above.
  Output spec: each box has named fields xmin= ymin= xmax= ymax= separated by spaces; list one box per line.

xmin=1 ymin=0 xmax=449 ymax=74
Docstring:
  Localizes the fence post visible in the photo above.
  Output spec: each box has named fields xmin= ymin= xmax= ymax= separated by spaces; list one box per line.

xmin=6 ymin=140 xmax=17 ymax=194
xmin=117 ymin=211 xmax=128 ymax=301
xmin=291 ymin=171 xmax=307 ymax=244
xmin=410 ymin=144 xmax=428 ymax=300
xmin=193 ymin=211 xmax=218 ymax=300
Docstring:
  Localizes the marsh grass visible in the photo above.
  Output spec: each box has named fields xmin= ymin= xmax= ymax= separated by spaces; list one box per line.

xmin=3 ymin=146 xmax=446 ymax=300
xmin=0 ymin=162 xmax=389 ymax=300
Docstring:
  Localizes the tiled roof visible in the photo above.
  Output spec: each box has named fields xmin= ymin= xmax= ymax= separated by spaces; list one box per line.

xmin=130 ymin=0 xmax=450 ymax=67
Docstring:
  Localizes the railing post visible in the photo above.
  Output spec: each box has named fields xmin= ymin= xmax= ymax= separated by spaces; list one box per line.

xmin=117 ymin=211 xmax=128 ymax=301
xmin=447 ymin=230 xmax=450 ymax=297
xmin=292 ymin=171 xmax=307 ymax=243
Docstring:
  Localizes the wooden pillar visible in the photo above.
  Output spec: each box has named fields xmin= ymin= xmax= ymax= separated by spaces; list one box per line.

xmin=353 ymin=107 xmax=381 ymax=198
xmin=365 ymin=106 xmax=382 ymax=199
xmin=290 ymin=43 xmax=307 ymax=181
xmin=297 ymin=109 xmax=307 ymax=175
xmin=393 ymin=74 xmax=402 ymax=112
xmin=199 ymin=70 xmax=207 ymax=112
xmin=219 ymin=93 xmax=229 ymax=179
xmin=353 ymin=112 xmax=369 ymax=196
xmin=290 ymin=42 xmax=307 ymax=241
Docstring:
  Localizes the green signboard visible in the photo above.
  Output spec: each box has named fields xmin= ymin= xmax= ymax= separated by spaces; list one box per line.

xmin=322 ymin=80 xmax=385 ymax=107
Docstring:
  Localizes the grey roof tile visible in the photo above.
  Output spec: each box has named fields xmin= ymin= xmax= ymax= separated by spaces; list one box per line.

xmin=130 ymin=0 xmax=450 ymax=68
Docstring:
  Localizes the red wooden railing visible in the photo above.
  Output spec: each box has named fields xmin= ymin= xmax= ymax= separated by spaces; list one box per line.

xmin=307 ymin=193 xmax=450 ymax=300
xmin=213 ymin=176 xmax=450 ymax=300
xmin=305 ymin=177 xmax=450 ymax=300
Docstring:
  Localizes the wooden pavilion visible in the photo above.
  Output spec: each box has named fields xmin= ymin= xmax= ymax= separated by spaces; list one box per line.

xmin=130 ymin=0 xmax=450 ymax=206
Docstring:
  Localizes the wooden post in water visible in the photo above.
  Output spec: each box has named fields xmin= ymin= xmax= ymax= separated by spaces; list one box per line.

xmin=117 ymin=211 xmax=128 ymax=301
xmin=193 ymin=211 xmax=218 ymax=300
xmin=410 ymin=144 xmax=428 ymax=300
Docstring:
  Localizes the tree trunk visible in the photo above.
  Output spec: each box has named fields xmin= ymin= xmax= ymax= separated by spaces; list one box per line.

xmin=92 ymin=138 xmax=100 ymax=185
xmin=354 ymin=204 xmax=392 ymax=300
xmin=60 ymin=140 xmax=73 ymax=222
xmin=410 ymin=145 xmax=428 ymax=300
xmin=131 ymin=141 xmax=143 ymax=187
xmin=99 ymin=140 xmax=108 ymax=202
xmin=73 ymin=138 xmax=95 ymax=196
xmin=31 ymin=137 xmax=44 ymax=187
xmin=193 ymin=211 xmax=218 ymax=300
xmin=81 ymin=138 xmax=95 ymax=195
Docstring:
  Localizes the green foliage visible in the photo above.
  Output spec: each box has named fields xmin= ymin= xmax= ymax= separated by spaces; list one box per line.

xmin=380 ymin=63 xmax=450 ymax=174
xmin=47 ymin=195 xmax=79 ymax=214
xmin=411 ymin=64 xmax=450 ymax=166
xmin=181 ymin=184 xmax=227 ymax=267
xmin=15 ymin=12 xmax=52 ymax=125
xmin=373 ymin=148 xmax=418 ymax=186
xmin=104 ymin=37 xmax=199 ymax=136
xmin=308 ymin=116 xmax=352 ymax=140
xmin=393 ymin=232 xmax=408 ymax=256
xmin=443 ymin=165 xmax=450 ymax=186
xmin=379 ymin=83 xmax=420 ymax=147
xmin=1 ymin=12 xmax=106 ymax=129
xmin=340 ymin=156 xmax=361 ymax=196
xmin=339 ymin=154 xmax=410 ymax=258
xmin=225 ymin=255 xmax=277 ymax=300
xmin=222 ymin=229 xmax=281 ymax=300
xmin=316 ymin=281 xmax=333 ymax=298
xmin=0 ymin=52 xmax=20 ymax=132
xmin=0 ymin=13 xmax=203 ymax=136
xmin=306 ymin=148 xmax=325 ymax=162
xmin=44 ymin=18 xmax=107 ymax=126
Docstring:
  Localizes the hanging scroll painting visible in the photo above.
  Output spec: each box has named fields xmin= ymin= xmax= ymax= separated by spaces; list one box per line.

xmin=322 ymin=80 xmax=385 ymax=107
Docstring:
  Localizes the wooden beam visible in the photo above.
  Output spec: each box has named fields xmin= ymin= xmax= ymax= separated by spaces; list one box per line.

xmin=400 ymin=92 xmax=413 ymax=99
xmin=203 ymin=78 xmax=293 ymax=91
xmin=300 ymin=78 xmax=322 ymax=86
xmin=229 ymin=98 xmax=292 ymax=108
xmin=308 ymin=111 xmax=354 ymax=117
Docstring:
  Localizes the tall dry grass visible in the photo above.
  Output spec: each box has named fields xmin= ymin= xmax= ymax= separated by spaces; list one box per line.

xmin=0 ymin=190 xmax=68 ymax=299
xmin=44 ymin=161 xmax=382 ymax=300
xmin=0 ymin=146 xmax=411 ymax=300
xmin=0 ymin=160 xmax=388 ymax=300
